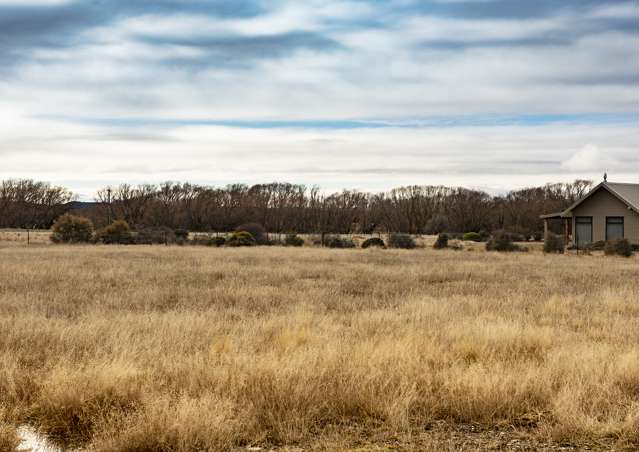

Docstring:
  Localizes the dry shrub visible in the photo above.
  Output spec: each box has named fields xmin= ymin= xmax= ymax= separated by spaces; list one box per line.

xmin=486 ymin=231 xmax=526 ymax=252
xmin=433 ymin=233 xmax=449 ymax=249
xmin=325 ymin=236 xmax=355 ymax=249
xmin=388 ymin=233 xmax=416 ymax=249
xmin=97 ymin=220 xmax=133 ymax=245
xmin=605 ymin=239 xmax=633 ymax=257
xmin=544 ymin=232 xmax=565 ymax=254
xmin=361 ymin=237 xmax=386 ymax=249
xmin=235 ymin=223 xmax=267 ymax=244
xmin=50 ymin=213 xmax=94 ymax=243
xmin=226 ymin=231 xmax=256 ymax=247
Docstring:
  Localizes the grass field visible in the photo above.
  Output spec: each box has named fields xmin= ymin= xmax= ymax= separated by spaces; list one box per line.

xmin=1 ymin=246 xmax=639 ymax=450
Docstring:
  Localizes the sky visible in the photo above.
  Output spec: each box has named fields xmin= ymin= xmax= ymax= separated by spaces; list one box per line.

xmin=1 ymin=0 xmax=639 ymax=199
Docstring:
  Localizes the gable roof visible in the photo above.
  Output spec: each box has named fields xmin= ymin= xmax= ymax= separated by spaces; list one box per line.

xmin=541 ymin=181 xmax=639 ymax=219
xmin=605 ymin=183 xmax=639 ymax=212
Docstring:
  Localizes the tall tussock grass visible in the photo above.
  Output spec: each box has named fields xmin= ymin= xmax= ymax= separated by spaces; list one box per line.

xmin=1 ymin=246 xmax=639 ymax=449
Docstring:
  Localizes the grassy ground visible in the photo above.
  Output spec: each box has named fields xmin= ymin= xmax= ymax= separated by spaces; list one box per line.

xmin=1 ymin=246 xmax=638 ymax=450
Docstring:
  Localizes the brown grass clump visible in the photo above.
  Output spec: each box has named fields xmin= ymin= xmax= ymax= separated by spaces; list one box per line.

xmin=1 ymin=246 xmax=639 ymax=449
xmin=0 ymin=422 xmax=19 ymax=451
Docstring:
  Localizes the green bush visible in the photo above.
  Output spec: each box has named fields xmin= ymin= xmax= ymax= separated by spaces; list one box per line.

xmin=543 ymin=232 xmax=565 ymax=254
xmin=463 ymin=232 xmax=482 ymax=242
xmin=326 ymin=236 xmax=356 ymax=249
xmin=235 ymin=223 xmax=267 ymax=244
xmin=361 ymin=237 xmax=386 ymax=249
xmin=50 ymin=214 xmax=94 ymax=243
xmin=97 ymin=220 xmax=133 ymax=244
xmin=284 ymin=234 xmax=305 ymax=247
xmin=226 ymin=231 xmax=256 ymax=247
xmin=486 ymin=231 xmax=526 ymax=252
xmin=604 ymin=239 xmax=633 ymax=257
xmin=433 ymin=233 xmax=449 ymax=249
xmin=388 ymin=233 xmax=416 ymax=249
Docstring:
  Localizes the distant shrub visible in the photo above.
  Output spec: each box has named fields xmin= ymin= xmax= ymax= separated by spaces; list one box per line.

xmin=210 ymin=236 xmax=227 ymax=247
xmin=284 ymin=234 xmax=305 ymax=247
xmin=235 ymin=223 xmax=266 ymax=244
xmin=433 ymin=233 xmax=449 ymax=249
xmin=586 ymin=240 xmax=606 ymax=251
xmin=188 ymin=234 xmax=225 ymax=247
xmin=543 ymin=232 xmax=565 ymax=254
xmin=361 ymin=237 xmax=386 ymax=249
xmin=226 ymin=231 xmax=256 ymax=247
xmin=326 ymin=236 xmax=356 ymax=249
xmin=388 ymin=233 xmax=416 ymax=249
xmin=174 ymin=229 xmax=189 ymax=244
xmin=605 ymin=239 xmax=633 ymax=257
xmin=97 ymin=220 xmax=133 ymax=244
xmin=50 ymin=214 xmax=94 ymax=244
xmin=532 ymin=231 xmax=544 ymax=242
xmin=486 ymin=231 xmax=526 ymax=252
xmin=135 ymin=227 xmax=175 ymax=245
xmin=463 ymin=232 xmax=482 ymax=242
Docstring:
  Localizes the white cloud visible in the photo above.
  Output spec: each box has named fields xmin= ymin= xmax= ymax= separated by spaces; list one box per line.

xmin=561 ymin=144 xmax=621 ymax=173
xmin=2 ymin=113 xmax=639 ymax=199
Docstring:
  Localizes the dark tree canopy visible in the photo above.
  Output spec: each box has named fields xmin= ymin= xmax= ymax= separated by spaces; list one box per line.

xmin=1 ymin=179 xmax=593 ymax=236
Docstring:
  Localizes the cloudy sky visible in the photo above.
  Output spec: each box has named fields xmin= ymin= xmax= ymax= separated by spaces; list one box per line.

xmin=2 ymin=0 xmax=639 ymax=198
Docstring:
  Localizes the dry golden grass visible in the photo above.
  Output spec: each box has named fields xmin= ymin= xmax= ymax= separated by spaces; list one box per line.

xmin=0 ymin=422 xmax=19 ymax=451
xmin=1 ymin=245 xmax=639 ymax=450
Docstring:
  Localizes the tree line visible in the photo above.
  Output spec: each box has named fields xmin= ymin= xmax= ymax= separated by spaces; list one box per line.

xmin=0 ymin=179 xmax=593 ymax=236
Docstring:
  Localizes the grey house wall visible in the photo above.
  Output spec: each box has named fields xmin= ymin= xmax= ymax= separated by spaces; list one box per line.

xmin=571 ymin=188 xmax=639 ymax=243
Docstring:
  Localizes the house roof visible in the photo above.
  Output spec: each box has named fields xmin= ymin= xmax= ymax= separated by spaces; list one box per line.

xmin=541 ymin=181 xmax=639 ymax=219
xmin=604 ymin=183 xmax=639 ymax=212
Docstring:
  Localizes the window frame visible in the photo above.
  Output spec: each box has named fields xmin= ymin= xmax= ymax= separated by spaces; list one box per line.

xmin=606 ymin=216 xmax=625 ymax=241
xmin=575 ymin=216 xmax=593 ymax=248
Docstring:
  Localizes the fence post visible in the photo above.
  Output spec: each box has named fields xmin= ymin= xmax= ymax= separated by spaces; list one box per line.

xmin=27 ymin=229 xmax=30 ymax=246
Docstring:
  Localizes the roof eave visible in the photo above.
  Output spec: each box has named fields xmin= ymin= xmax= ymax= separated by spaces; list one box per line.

xmin=540 ymin=212 xmax=569 ymax=219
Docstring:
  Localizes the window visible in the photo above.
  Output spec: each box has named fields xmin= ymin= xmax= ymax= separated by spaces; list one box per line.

xmin=575 ymin=217 xmax=593 ymax=247
xmin=606 ymin=217 xmax=624 ymax=241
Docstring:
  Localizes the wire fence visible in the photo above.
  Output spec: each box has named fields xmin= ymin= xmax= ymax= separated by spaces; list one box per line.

xmin=0 ymin=229 xmax=51 ymax=246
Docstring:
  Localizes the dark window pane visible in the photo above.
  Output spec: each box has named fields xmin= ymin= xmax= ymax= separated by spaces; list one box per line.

xmin=606 ymin=217 xmax=624 ymax=240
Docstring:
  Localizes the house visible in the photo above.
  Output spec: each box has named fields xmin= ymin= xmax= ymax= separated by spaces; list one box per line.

xmin=541 ymin=176 xmax=639 ymax=248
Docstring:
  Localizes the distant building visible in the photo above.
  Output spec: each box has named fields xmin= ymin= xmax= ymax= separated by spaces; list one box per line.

xmin=541 ymin=177 xmax=639 ymax=247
